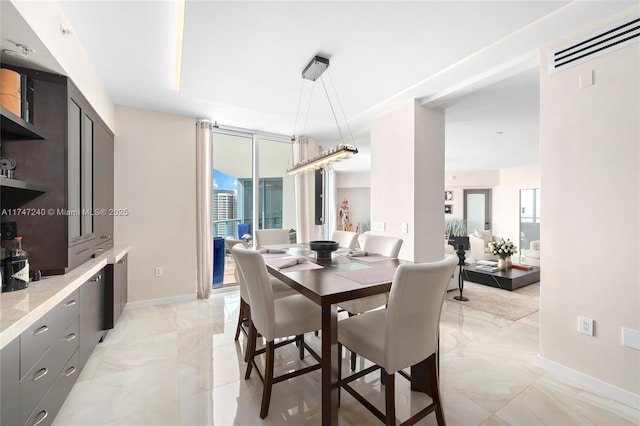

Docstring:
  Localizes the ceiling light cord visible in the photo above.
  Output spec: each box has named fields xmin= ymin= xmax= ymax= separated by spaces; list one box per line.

xmin=301 ymin=81 xmax=315 ymax=138
xmin=292 ymin=78 xmax=305 ymax=139
xmin=320 ymin=76 xmax=344 ymax=142
xmin=326 ymin=69 xmax=354 ymax=143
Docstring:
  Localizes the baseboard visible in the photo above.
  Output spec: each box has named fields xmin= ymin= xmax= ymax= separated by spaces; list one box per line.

xmin=537 ymin=355 xmax=640 ymax=410
xmin=124 ymin=293 xmax=197 ymax=310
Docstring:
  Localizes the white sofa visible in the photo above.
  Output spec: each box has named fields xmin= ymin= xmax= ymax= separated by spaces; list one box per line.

xmin=468 ymin=230 xmax=500 ymax=262
xmin=523 ymin=240 xmax=540 ymax=266
xmin=445 ymin=244 xmax=461 ymax=291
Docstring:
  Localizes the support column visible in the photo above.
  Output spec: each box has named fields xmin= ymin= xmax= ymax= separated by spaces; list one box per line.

xmin=370 ymin=100 xmax=445 ymax=262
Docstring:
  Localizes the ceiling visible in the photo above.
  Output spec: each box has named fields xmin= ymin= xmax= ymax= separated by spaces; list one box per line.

xmin=2 ymin=1 xmax=637 ymax=172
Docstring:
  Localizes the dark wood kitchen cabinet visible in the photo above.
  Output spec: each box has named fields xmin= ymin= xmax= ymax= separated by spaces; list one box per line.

xmin=105 ymin=254 xmax=128 ymax=329
xmin=1 ymin=338 xmax=20 ymax=426
xmin=93 ymin=118 xmax=115 ymax=256
xmin=0 ymin=65 xmax=114 ymax=275
xmin=79 ymin=270 xmax=106 ymax=371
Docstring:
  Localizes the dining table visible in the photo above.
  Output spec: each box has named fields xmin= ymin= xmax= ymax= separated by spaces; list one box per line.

xmin=261 ymin=244 xmax=434 ymax=426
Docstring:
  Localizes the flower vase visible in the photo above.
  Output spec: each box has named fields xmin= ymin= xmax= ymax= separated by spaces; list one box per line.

xmin=506 ymin=257 xmax=512 ymax=269
xmin=498 ymin=258 xmax=507 ymax=270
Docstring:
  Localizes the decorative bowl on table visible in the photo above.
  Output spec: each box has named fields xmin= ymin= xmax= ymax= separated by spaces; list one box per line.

xmin=309 ymin=240 xmax=339 ymax=259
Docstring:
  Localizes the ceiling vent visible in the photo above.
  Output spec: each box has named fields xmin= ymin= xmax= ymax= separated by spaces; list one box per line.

xmin=549 ymin=15 xmax=639 ymax=73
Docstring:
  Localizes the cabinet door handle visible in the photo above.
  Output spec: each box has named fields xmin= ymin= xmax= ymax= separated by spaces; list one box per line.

xmin=65 ymin=299 xmax=77 ymax=306
xmin=96 ymin=248 xmax=104 ymax=252
xmin=64 ymin=366 xmax=77 ymax=377
xmin=33 ymin=410 xmax=48 ymax=426
xmin=118 ymin=259 xmax=126 ymax=265
xmin=65 ymin=333 xmax=76 ymax=342
xmin=75 ymin=247 xmax=93 ymax=255
xmin=34 ymin=325 xmax=49 ymax=336
xmin=92 ymin=274 xmax=102 ymax=282
xmin=33 ymin=367 xmax=48 ymax=381
xmin=101 ymin=234 xmax=112 ymax=239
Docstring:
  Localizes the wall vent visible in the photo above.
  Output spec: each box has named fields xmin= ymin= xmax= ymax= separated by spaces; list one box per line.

xmin=549 ymin=15 xmax=639 ymax=73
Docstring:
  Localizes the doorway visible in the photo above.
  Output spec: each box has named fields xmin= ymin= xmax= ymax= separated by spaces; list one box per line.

xmin=464 ymin=189 xmax=492 ymax=232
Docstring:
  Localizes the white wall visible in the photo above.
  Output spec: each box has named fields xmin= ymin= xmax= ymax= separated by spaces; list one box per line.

xmin=496 ymin=164 xmax=540 ymax=249
xmin=539 ymin=14 xmax=639 ymax=398
xmin=114 ymin=106 xmax=197 ymax=303
xmin=336 ymin=172 xmax=371 ymax=232
xmin=444 ymin=170 xmax=501 ymax=227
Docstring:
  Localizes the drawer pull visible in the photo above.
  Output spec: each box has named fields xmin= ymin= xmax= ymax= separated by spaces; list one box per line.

xmin=33 ymin=410 xmax=48 ymax=426
xmin=92 ymin=275 xmax=102 ymax=282
xmin=118 ymin=259 xmax=126 ymax=265
xmin=65 ymin=333 xmax=77 ymax=342
xmin=33 ymin=368 xmax=48 ymax=381
xmin=34 ymin=325 xmax=49 ymax=336
xmin=65 ymin=299 xmax=77 ymax=307
xmin=64 ymin=366 xmax=77 ymax=377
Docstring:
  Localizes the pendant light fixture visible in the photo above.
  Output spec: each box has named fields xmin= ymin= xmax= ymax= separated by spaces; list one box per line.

xmin=287 ymin=55 xmax=357 ymax=176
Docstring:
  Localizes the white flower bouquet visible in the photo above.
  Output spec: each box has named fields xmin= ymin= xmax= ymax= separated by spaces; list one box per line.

xmin=487 ymin=239 xmax=518 ymax=260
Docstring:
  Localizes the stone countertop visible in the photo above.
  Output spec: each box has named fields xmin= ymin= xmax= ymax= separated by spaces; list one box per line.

xmin=0 ymin=246 xmax=129 ymax=350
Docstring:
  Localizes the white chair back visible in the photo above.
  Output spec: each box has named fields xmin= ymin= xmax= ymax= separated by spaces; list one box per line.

xmin=226 ymin=238 xmax=248 ymax=300
xmin=232 ymin=245 xmax=276 ymax=340
xmin=384 ymin=255 xmax=457 ymax=373
xmin=331 ymin=230 xmax=359 ymax=249
xmin=362 ymin=235 xmax=403 ymax=258
xmin=255 ymin=229 xmax=291 ymax=247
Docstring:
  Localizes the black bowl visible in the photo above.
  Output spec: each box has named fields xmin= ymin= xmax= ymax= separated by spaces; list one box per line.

xmin=309 ymin=240 xmax=339 ymax=259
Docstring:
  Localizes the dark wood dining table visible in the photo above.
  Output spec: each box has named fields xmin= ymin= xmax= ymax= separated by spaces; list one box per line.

xmin=263 ymin=245 xmax=432 ymax=426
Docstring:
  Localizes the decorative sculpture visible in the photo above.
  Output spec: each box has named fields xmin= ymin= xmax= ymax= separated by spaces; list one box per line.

xmin=453 ymin=243 xmax=469 ymax=302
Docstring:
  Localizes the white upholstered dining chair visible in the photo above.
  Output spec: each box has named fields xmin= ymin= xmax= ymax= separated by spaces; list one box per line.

xmin=229 ymin=242 xmax=295 ymax=360
xmin=338 ymin=255 xmax=457 ymax=425
xmin=337 ymin=234 xmax=403 ymax=371
xmin=331 ymin=230 xmax=359 ymax=249
xmin=254 ymin=228 xmax=291 ymax=247
xmin=232 ymin=245 xmax=322 ymax=419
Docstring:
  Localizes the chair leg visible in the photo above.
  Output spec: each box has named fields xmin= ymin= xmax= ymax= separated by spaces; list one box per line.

xmin=337 ymin=343 xmax=342 ymax=406
xmin=234 ymin=298 xmax=247 ymax=341
xmin=384 ymin=370 xmax=395 ymax=426
xmin=428 ymin=354 xmax=446 ymax=426
xmin=349 ymin=312 xmax=357 ymax=371
xmin=244 ymin=322 xmax=257 ymax=380
xmin=297 ymin=334 xmax=304 ymax=360
xmin=260 ymin=340 xmax=275 ymax=419
xmin=243 ymin=306 xmax=253 ymax=363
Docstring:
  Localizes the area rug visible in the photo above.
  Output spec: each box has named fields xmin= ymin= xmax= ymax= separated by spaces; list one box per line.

xmin=445 ymin=281 xmax=540 ymax=321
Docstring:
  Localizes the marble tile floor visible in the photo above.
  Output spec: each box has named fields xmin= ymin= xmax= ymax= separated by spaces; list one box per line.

xmin=53 ymin=282 xmax=639 ymax=426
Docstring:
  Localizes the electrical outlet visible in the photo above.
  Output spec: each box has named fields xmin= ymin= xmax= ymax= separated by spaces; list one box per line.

xmin=578 ymin=316 xmax=594 ymax=336
xmin=373 ymin=222 xmax=385 ymax=231
xmin=401 ymin=223 xmax=408 ymax=233
xmin=154 ymin=266 xmax=163 ymax=277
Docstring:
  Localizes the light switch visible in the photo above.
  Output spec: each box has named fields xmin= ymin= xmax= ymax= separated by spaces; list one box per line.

xmin=401 ymin=223 xmax=408 ymax=233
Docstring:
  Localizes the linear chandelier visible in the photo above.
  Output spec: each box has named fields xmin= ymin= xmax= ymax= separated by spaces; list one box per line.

xmin=288 ymin=55 xmax=357 ymax=175
xmin=286 ymin=144 xmax=358 ymax=175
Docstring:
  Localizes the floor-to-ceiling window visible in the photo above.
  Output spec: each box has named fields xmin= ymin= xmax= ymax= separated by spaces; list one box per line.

xmin=211 ymin=130 xmax=293 ymax=287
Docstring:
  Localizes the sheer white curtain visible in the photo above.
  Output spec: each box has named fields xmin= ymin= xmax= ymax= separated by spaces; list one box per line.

xmin=195 ymin=120 xmax=213 ymax=299
xmin=292 ymin=137 xmax=317 ymax=243
xmin=324 ymin=165 xmax=338 ymax=239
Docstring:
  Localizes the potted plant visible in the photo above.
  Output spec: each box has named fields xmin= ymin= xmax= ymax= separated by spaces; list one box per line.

xmin=445 ymin=218 xmax=469 ymax=250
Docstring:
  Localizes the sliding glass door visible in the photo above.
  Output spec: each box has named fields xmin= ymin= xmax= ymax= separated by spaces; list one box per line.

xmin=211 ymin=131 xmax=293 ymax=240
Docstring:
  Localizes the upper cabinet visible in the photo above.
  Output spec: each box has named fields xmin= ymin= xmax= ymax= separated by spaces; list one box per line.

xmin=0 ymin=65 xmax=114 ymax=275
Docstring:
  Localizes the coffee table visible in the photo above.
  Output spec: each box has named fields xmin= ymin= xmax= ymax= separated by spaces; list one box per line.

xmin=462 ymin=263 xmax=540 ymax=291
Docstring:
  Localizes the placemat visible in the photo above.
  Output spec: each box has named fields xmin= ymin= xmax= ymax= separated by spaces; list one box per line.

xmin=265 ymin=257 xmax=324 ymax=272
xmin=335 ymin=266 xmax=397 ymax=285
xmin=348 ymin=254 xmax=392 ymax=263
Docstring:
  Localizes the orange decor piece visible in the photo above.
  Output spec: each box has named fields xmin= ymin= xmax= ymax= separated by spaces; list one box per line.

xmin=1 ymin=68 xmax=21 ymax=97
xmin=1 ymin=68 xmax=21 ymax=117
xmin=1 ymin=94 xmax=21 ymax=117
